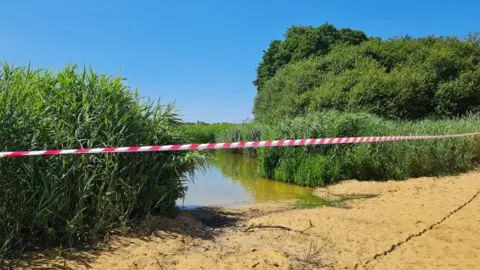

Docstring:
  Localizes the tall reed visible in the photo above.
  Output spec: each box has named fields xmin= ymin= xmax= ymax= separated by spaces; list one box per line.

xmin=181 ymin=123 xmax=236 ymax=143
xmin=213 ymin=111 xmax=480 ymax=187
xmin=0 ymin=63 xmax=203 ymax=260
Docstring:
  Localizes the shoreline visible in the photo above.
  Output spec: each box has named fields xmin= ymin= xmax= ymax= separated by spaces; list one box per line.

xmin=8 ymin=171 xmax=480 ymax=269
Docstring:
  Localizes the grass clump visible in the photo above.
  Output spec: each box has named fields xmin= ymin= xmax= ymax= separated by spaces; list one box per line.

xmin=0 ymin=63 xmax=204 ymax=260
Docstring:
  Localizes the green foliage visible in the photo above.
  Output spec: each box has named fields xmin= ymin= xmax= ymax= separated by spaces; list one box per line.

xmin=0 ymin=63 xmax=204 ymax=259
xmin=181 ymin=123 xmax=235 ymax=143
xmin=214 ymin=122 xmax=263 ymax=142
xmin=254 ymin=33 xmax=480 ymax=122
xmin=213 ymin=112 xmax=480 ymax=187
xmin=214 ymin=122 xmax=263 ymax=155
xmin=253 ymin=23 xmax=368 ymax=90
xmin=435 ymin=66 xmax=480 ymax=116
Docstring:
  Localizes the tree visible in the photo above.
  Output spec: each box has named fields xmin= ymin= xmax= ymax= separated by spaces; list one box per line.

xmin=253 ymin=23 xmax=368 ymax=91
xmin=253 ymin=28 xmax=480 ymax=122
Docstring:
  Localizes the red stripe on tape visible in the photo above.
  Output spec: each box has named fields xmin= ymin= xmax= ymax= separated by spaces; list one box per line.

xmin=168 ymin=145 xmax=181 ymax=151
xmin=205 ymin=143 xmax=217 ymax=149
xmin=188 ymin=144 xmax=199 ymax=150
xmin=9 ymin=151 xmax=30 ymax=157
xmin=127 ymin=146 xmax=142 ymax=152
xmin=43 ymin=150 xmax=62 ymax=155
xmin=149 ymin=146 xmax=162 ymax=151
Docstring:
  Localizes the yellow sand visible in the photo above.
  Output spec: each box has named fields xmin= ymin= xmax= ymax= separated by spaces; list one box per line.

xmin=10 ymin=172 xmax=480 ymax=269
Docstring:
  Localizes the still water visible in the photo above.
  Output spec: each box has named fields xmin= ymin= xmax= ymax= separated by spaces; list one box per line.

xmin=177 ymin=152 xmax=319 ymax=208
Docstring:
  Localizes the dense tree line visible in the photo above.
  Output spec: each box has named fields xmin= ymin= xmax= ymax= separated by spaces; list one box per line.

xmin=253 ymin=24 xmax=480 ymax=122
xmin=254 ymin=23 xmax=368 ymax=91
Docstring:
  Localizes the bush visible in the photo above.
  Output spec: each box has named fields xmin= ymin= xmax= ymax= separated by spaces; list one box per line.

xmin=254 ymin=23 xmax=368 ymax=90
xmin=435 ymin=66 xmax=480 ymax=116
xmin=0 ymin=63 xmax=203 ymax=259
xmin=254 ymin=35 xmax=480 ymax=122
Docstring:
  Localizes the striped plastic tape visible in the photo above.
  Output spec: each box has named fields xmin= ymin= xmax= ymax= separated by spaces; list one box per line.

xmin=1 ymin=132 xmax=479 ymax=158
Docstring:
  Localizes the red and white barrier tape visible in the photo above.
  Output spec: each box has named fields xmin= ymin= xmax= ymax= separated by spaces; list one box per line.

xmin=1 ymin=132 xmax=479 ymax=158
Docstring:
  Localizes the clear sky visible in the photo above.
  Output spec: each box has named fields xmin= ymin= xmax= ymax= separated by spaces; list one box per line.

xmin=1 ymin=1 xmax=479 ymax=123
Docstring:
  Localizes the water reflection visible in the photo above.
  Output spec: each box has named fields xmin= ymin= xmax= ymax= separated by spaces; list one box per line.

xmin=177 ymin=151 xmax=319 ymax=208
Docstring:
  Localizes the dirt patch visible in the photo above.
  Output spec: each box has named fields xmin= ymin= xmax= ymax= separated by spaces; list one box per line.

xmin=7 ymin=172 xmax=480 ymax=269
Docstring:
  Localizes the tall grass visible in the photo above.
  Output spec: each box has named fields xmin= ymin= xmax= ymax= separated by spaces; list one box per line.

xmin=0 ymin=63 xmax=203 ymax=260
xmin=181 ymin=123 xmax=235 ymax=143
xmin=214 ymin=122 xmax=262 ymax=143
xmin=213 ymin=111 xmax=480 ymax=187
xmin=214 ymin=122 xmax=262 ymax=155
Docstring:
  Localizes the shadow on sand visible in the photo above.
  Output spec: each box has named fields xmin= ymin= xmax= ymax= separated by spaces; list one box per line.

xmin=3 ymin=207 xmax=241 ymax=270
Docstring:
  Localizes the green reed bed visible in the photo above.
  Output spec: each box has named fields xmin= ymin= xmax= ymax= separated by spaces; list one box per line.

xmin=0 ymin=63 xmax=204 ymax=260
xmin=181 ymin=123 xmax=236 ymax=143
xmin=214 ymin=122 xmax=263 ymax=156
xmin=213 ymin=112 xmax=480 ymax=187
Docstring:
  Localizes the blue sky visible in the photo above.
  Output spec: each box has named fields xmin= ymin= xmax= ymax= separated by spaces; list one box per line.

xmin=1 ymin=1 xmax=479 ymax=123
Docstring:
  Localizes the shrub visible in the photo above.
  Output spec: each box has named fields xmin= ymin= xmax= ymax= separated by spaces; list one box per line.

xmin=254 ymin=35 xmax=480 ymax=122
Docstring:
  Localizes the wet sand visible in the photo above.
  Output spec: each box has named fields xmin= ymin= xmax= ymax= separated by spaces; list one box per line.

xmin=10 ymin=171 xmax=480 ymax=269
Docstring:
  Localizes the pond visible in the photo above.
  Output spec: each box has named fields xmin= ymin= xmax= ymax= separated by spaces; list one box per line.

xmin=177 ymin=151 xmax=324 ymax=209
